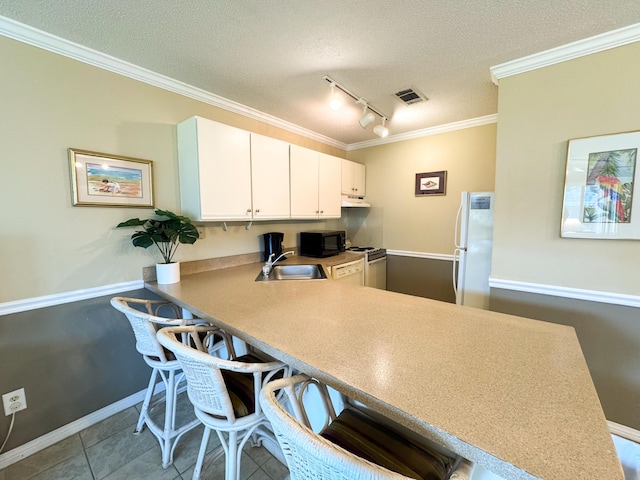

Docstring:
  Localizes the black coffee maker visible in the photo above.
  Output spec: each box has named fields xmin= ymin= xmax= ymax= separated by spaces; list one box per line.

xmin=263 ymin=232 xmax=285 ymax=261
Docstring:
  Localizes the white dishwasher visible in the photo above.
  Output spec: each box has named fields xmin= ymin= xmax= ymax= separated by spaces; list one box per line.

xmin=330 ymin=257 xmax=365 ymax=286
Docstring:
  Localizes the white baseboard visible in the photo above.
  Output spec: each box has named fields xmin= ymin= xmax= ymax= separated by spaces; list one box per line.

xmin=0 ymin=386 xmax=155 ymax=470
xmin=489 ymin=278 xmax=640 ymax=308
xmin=609 ymin=421 xmax=640 ymax=443
xmin=0 ymin=280 xmax=144 ymax=316
xmin=386 ymin=249 xmax=455 ymax=261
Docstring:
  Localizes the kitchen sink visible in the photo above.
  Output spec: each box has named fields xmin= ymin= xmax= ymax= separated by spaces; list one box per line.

xmin=255 ymin=264 xmax=327 ymax=282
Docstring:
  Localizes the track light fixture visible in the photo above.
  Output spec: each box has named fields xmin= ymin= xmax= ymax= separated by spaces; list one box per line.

xmin=323 ymin=75 xmax=390 ymax=135
xmin=374 ymin=117 xmax=389 ymax=138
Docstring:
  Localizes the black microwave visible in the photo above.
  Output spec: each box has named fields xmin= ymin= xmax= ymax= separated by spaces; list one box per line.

xmin=299 ymin=230 xmax=346 ymax=257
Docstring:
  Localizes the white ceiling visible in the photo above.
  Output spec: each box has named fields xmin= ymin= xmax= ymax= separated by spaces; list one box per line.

xmin=2 ymin=1 xmax=640 ymax=147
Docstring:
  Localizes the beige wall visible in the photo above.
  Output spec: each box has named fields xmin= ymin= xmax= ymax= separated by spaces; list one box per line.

xmin=347 ymin=124 xmax=496 ymax=254
xmin=0 ymin=37 xmax=343 ymax=303
xmin=493 ymin=42 xmax=640 ymax=296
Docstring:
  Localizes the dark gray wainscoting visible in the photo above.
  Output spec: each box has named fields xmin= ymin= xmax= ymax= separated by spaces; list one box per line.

xmin=490 ymin=288 xmax=640 ymax=430
xmin=0 ymin=289 xmax=159 ymax=451
xmin=387 ymin=254 xmax=455 ymax=303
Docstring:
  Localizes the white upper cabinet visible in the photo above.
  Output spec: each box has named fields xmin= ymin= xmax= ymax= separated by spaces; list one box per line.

xmin=290 ymin=145 xmax=319 ymax=218
xmin=250 ymin=133 xmax=290 ymax=220
xmin=290 ymin=146 xmax=341 ymax=219
xmin=341 ymin=159 xmax=366 ymax=196
xmin=178 ymin=116 xmax=252 ymax=221
xmin=318 ymin=153 xmax=342 ymax=217
xmin=178 ymin=117 xmax=292 ymax=221
xmin=178 ymin=116 xmax=341 ymax=222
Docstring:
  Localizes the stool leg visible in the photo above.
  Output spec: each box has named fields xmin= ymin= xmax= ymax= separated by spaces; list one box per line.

xmin=192 ymin=426 xmax=212 ymax=480
xmin=226 ymin=430 xmax=239 ymax=480
xmin=136 ymin=368 xmax=158 ymax=434
xmin=161 ymin=369 xmax=176 ymax=468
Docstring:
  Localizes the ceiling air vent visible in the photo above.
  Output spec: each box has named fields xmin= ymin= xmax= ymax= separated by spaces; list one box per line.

xmin=394 ymin=87 xmax=428 ymax=106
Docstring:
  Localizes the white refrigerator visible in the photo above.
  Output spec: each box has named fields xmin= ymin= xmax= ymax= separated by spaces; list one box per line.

xmin=453 ymin=192 xmax=494 ymax=309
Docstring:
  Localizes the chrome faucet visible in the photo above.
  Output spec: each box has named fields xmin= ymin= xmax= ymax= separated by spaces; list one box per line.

xmin=262 ymin=250 xmax=295 ymax=276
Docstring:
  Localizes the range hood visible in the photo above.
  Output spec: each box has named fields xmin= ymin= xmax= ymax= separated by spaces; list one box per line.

xmin=341 ymin=195 xmax=371 ymax=208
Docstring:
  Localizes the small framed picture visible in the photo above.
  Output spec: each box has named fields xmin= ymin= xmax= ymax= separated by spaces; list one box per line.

xmin=68 ymin=148 xmax=155 ymax=207
xmin=415 ymin=171 xmax=447 ymax=196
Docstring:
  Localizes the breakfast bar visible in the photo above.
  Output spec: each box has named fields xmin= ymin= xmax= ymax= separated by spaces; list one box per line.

xmin=145 ymin=257 xmax=623 ymax=479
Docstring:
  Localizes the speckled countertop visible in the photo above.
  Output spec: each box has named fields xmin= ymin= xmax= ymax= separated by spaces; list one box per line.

xmin=146 ymin=256 xmax=623 ymax=480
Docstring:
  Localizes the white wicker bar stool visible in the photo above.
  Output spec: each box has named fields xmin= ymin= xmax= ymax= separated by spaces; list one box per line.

xmin=110 ymin=296 xmax=231 ymax=469
xmin=156 ymin=324 xmax=289 ymax=480
xmin=260 ymin=374 xmax=474 ymax=480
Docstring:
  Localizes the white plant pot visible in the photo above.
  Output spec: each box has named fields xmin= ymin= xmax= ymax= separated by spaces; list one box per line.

xmin=156 ymin=262 xmax=180 ymax=285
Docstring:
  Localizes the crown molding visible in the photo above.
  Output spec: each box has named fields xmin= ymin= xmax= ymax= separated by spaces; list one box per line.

xmin=347 ymin=114 xmax=498 ymax=151
xmin=490 ymin=22 xmax=640 ymax=83
xmin=0 ymin=16 xmax=347 ymax=150
xmin=9 ymin=14 xmax=635 ymax=152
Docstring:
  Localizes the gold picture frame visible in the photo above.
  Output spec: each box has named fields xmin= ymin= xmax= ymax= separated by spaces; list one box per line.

xmin=68 ymin=148 xmax=155 ymax=208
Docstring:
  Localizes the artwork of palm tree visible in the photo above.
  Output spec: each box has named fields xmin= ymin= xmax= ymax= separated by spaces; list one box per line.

xmin=583 ymin=148 xmax=636 ymax=223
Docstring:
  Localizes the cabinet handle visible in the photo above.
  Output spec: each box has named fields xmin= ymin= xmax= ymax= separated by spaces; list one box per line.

xmin=320 ymin=210 xmax=324 ymax=214
xmin=246 ymin=208 xmax=252 ymax=213
xmin=255 ymin=209 xmax=260 ymax=213
xmin=315 ymin=210 xmax=319 ymax=214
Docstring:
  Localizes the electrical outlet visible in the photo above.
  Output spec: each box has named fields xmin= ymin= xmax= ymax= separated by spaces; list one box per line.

xmin=2 ymin=388 xmax=27 ymax=416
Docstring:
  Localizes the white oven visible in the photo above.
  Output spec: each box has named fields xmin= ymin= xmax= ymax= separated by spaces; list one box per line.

xmin=347 ymin=247 xmax=387 ymax=290
xmin=365 ymin=249 xmax=387 ymax=290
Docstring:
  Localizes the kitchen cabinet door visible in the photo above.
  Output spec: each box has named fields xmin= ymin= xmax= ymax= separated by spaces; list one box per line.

xmin=178 ymin=116 xmax=252 ymax=221
xmin=250 ymin=134 xmax=290 ymax=219
xmin=341 ymin=159 xmax=366 ymax=196
xmin=352 ymin=161 xmax=366 ymax=195
xmin=341 ymin=159 xmax=352 ymax=195
xmin=290 ymin=145 xmax=319 ymax=218
xmin=318 ymin=153 xmax=341 ymax=218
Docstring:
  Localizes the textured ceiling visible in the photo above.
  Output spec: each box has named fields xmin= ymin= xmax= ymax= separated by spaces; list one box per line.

xmin=1 ymin=1 xmax=640 ymax=146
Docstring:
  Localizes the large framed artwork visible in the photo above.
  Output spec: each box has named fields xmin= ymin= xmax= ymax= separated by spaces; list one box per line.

xmin=68 ymin=148 xmax=155 ymax=207
xmin=560 ymin=131 xmax=639 ymax=239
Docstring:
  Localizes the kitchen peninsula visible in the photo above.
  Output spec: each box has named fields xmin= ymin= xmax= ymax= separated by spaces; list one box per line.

xmin=145 ymin=256 xmax=622 ymax=480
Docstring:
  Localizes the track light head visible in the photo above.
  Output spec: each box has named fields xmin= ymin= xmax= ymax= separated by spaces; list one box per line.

xmin=358 ymin=101 xmax=375 ymax=128
xmin=374 ymin=117 xmax=389 ymax=137
xmin=359 ymin=111 xmax=375 ymax=129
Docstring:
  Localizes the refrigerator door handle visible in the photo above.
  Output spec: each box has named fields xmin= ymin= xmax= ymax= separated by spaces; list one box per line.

xmin=454 ymin=203 xmax=463 ymax=248
xmin=452 ymin=247 xmax=461 ymax=298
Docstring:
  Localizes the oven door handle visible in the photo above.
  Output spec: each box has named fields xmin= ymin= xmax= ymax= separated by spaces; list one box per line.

xmin=367 ymin=257 xmax=387 ymax=265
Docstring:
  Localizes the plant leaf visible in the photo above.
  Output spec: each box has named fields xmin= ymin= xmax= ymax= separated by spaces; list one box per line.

xmin=116 ymin=218 xmax=147 ymax=228
xmin=131 ymin=231 xmax=154 ymax=248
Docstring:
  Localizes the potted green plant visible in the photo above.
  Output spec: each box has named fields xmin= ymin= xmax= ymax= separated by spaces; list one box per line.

xmin=117 ymin=209 xmax=199 ymax=284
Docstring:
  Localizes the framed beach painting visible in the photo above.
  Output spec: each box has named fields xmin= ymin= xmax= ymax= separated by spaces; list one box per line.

xmin=68 ymin=149 xmax=155 ymax=207
xmin=560 ymin=131 xmax=639 ymax=239
xmin=415 ymin=171 xmax=447 ymax=196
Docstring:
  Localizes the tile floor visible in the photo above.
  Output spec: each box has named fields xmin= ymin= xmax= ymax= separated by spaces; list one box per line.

xmin=0 ymin=394 xmax=290 ymax=480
